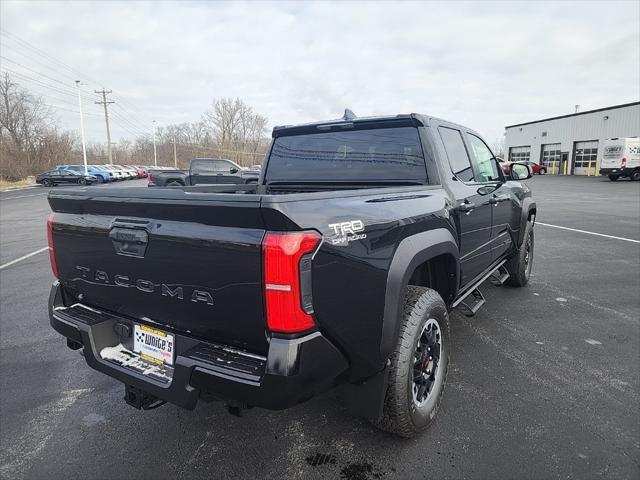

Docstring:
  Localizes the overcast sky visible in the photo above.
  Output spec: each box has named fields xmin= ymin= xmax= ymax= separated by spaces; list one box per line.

xmin=1 ymin=0 xmax=639 ymax=147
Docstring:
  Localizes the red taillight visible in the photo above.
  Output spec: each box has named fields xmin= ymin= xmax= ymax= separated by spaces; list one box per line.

xmin=147 ymin=172 xmax=153 ymax=185
xmin=621 ymin=157 xmax=627 ymax=168
xmin=47 ymin=213 xmax=59 ymax=278
xmin=263 ymin=230 xmax=321 ymax=333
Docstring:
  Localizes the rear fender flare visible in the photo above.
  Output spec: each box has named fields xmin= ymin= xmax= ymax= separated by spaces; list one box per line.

xmin=380 ymin=228 xmax=459 ymax=360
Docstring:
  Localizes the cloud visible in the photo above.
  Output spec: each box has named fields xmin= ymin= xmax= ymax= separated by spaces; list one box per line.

xmin=1 ymin=0 xmax=638 ymax=146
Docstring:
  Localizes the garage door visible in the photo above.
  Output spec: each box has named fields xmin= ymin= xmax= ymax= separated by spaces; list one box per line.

xmin=573 ymin=141 xmax=598 ymax=176
xmin=509 ymin=146 xmax=531 ymax=162
xmin=541 ymin=144 xmax=561 ymax=175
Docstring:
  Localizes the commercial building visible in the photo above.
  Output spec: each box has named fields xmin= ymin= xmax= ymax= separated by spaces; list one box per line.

xmin=504 ymin=101 xmax=639 ymax=175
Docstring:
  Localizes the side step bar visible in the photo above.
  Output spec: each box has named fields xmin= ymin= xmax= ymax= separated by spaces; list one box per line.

xmin=489 ymin=264 xmax=510 ymax=286
xmin=457 ymin=289 xmax=485 ymax=317
xmin=452 ymin=260 xmax=508 ymax=317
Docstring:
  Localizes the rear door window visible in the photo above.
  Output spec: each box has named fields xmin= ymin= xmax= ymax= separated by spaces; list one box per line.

xmin=438 ymin=127 xmax=474 ymax=182
xmin=266 ymin=127 xmax=427 ymax=183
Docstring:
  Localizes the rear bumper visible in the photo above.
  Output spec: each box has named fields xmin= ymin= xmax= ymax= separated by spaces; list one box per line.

xmin=48 ymin=282 xmax=348 ymax=410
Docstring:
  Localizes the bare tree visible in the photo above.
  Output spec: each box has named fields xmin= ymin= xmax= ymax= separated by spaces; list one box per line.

xmin=0 ymin=73 xmax=76 ymax=180
xmin=198 ymin=97 xmax=269 ymax=165
xmin=491 ymin=137 xmax=506 ymax=159
xmin=1 ymin=79 xmax=270 ymax=179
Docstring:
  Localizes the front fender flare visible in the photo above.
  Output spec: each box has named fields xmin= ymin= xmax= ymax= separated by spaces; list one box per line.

xmin=380 ymin=228 xmax=459 ymax=360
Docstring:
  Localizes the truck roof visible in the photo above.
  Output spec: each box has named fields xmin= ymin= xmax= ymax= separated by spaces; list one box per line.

xmin=271 ymin=110 xmax=474 ymax=138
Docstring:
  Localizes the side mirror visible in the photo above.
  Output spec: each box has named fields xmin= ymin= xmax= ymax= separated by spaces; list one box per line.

xmin=229 ymin=168 xmax=239 ymax=174
xmin=509 ymin=162 xmax=532 ymax=181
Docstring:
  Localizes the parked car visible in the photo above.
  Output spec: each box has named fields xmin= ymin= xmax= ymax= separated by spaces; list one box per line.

xmin=134 ymin=166 xmax=148 ymax=178
xmin=100 ymin=165 xmax=124 ymax=180
xmin=122 ymin=165 xmax=142 ymax=178
xmin=55 ymin=164 xmax=113 ymax=183
xmin=37 ymin=169 xmax=97 ymax=187
xmin=496 ymin=157 xmax=512 ymax=174
xmin=46 ymin=111 xmax=535 ymax=438
xmin=108 ymin=165 xmax=134 ymax=179
xmin=148 ymin=158 xmax=260 ymax=186
xmin=523 ymin=161 xmax=547 ymax=175
xmin=90 ymin=165 xmax=116 ymax=182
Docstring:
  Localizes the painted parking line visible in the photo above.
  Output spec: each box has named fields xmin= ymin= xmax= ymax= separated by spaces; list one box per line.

xmin=0 ymin=247 xmax=48 ymax=271
xmin=537 ymin=222 xmax=640 ymax=244
xmin=0 ymin=185 xmax=39 ymax=193
xmin=1 ymin=193 xmax=47 ymax=200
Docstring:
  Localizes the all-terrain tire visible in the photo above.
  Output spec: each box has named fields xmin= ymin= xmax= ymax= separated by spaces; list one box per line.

xmin=505 ymin=221 xmax=534 ymax=286
xmin=372 ymin=286 xmax=450 ymax=438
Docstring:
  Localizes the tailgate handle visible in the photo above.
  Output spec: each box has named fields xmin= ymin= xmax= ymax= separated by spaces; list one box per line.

xmin=109 ymin=227 xmax=148 ymax=257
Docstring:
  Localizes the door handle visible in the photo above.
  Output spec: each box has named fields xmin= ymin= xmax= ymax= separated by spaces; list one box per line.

xmin=489 ymin=194 xmax=510 ymax=205
xmin=458 ymin=201 xmax=476 ymax=212
xmin=216 ymin=173 xmax=224 ymax=176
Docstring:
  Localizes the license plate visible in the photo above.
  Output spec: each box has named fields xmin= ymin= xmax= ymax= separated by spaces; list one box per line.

xmin=134 ymin=324 xmax=174 ymax=365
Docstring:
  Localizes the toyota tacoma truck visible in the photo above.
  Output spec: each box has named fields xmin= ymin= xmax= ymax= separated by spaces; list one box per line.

xmin=148 ymin=158 xmax=260 ymax=186
xmin=47 ymin=111 xmax=536 ymax=437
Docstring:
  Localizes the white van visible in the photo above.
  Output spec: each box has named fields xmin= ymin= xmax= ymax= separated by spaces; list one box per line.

xmin=599 ymin=137 xmax=640 ymax=181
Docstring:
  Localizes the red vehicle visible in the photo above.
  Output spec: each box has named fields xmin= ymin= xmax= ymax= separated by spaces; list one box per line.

xmin=133 ymin=166 xmax=148 ymax=178
xmin=497 ymin=157 xmax=512 ymax=175
xmin=525 ymin=161 xmax=547 ymax=175
xmin=499 ymin=159 xmax=546 ymax=175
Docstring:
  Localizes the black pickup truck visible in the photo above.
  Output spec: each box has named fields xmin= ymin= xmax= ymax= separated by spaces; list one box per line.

xmin=47 ymin=112 xmax=535 ymax=437
xmin=148 ymin=158 xmax=260 ymax=186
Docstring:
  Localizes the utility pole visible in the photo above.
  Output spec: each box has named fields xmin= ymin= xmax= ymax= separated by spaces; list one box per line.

xmin=153 ymin=120 xmax=158 ymax=167
xmin=95 ymin=89 xmax=114 ymax=164
xmin=173 ymin=135 xmax=177 ymax=168
xmin=75 ymin=81 xmax=88 ymax=175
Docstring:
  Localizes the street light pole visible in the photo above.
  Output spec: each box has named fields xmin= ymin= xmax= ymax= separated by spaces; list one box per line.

xmin=76 ymin=80 xmax=88 ymax=175
xmin=173 ymin=135 xmax=177 ymax=168
xmin=153 ymin=120 xmax=158 ymax=167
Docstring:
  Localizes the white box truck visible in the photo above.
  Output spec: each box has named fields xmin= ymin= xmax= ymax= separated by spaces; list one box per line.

xmin=599 ymin=137 xmax=640 ymax=181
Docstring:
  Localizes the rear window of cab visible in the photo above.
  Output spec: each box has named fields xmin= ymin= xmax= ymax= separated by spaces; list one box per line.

xmin=266 ymin=127 xmax=427 ymax=183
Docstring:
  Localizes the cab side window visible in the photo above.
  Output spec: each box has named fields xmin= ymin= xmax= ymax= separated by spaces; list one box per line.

xmin=438 ymin=127 xmax=474 ymax=182
xmin=467 ymin=133 xmax=500 ymax=183
xmin=214 ymin=160 xmax=233 ymax=172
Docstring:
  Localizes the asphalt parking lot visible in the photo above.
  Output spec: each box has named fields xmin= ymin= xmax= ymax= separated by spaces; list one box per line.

xmin=1 ymin=176 xmax=638 ymax=480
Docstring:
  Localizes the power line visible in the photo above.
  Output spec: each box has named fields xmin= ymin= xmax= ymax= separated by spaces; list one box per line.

xmin=45 ymin=103 xmax=103 ymax=118
xmin=0 ymin=29 xmax=103 ymax=86
xmin=1 ymin=30 xmax=154 ymax=137
xmin=0 ymin=41 xmax=81 ymax=85
xmin=1 ymin=68 xmax=97 ymax=102
xmin=109 ymin=109 xmax=150 ymax=137
xmin=1 ymin=69 xmax=149 ymax=139
xmin=108 ymin=119 xmax=148 ymax=139
xmin=0 ymin=56 xmax=97 ymax=95
xmin=111 ymin=102 xmax=152 ymax=130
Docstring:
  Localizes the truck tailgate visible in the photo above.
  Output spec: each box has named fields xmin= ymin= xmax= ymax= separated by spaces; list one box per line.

xmin=49 ymin=189 xmax=268 ymax=354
